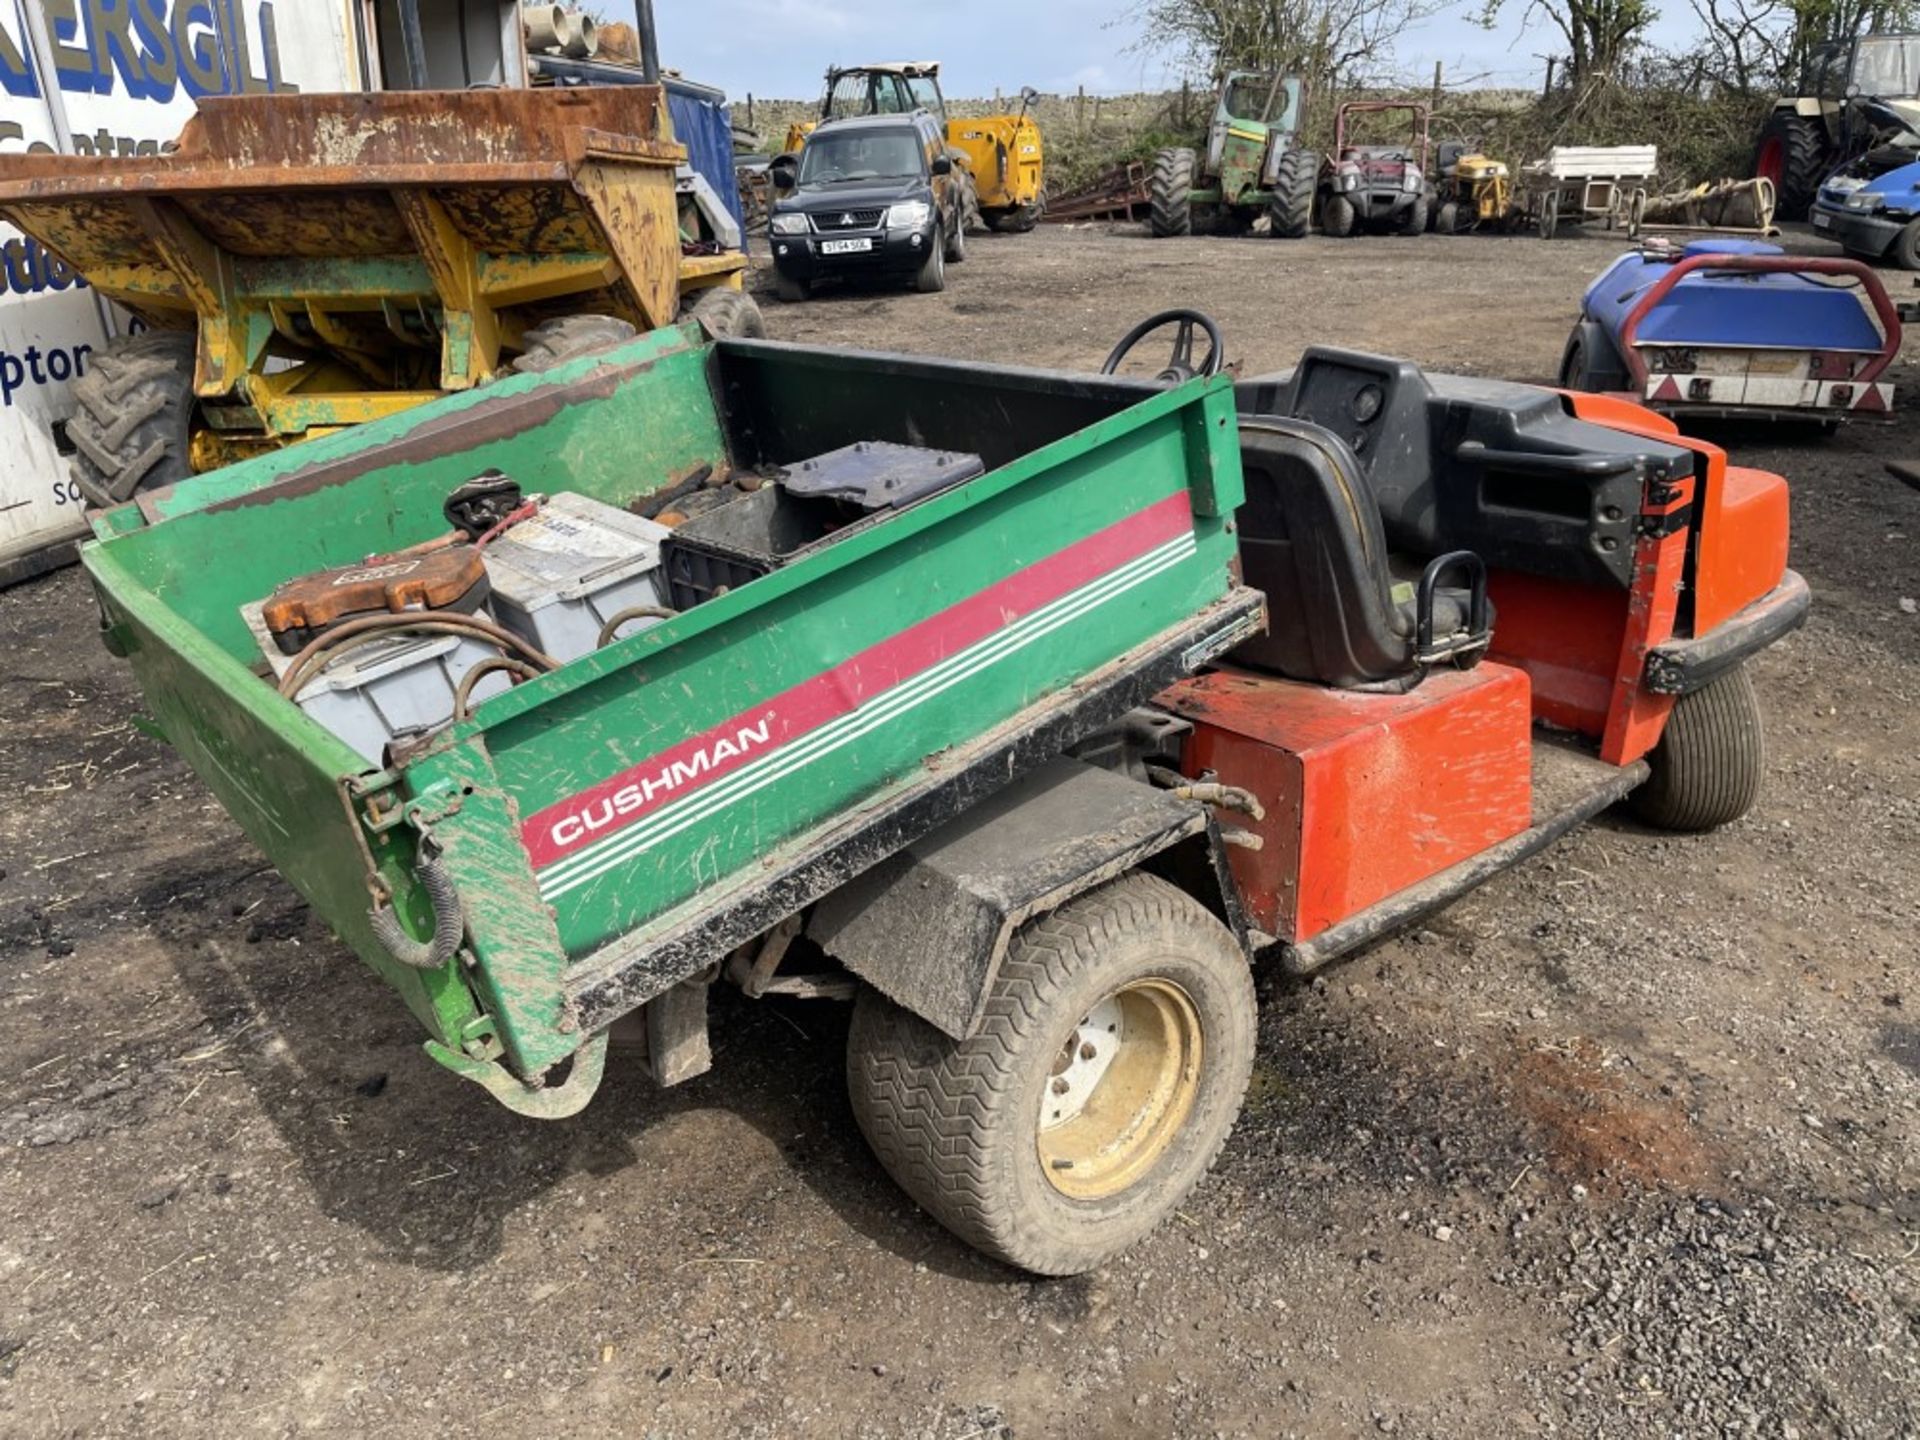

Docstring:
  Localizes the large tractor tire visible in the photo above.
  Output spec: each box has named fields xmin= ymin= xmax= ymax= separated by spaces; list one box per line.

xmin=953 ymin=164 xmax=985 ymax=234
xmin=1268 ymin=148 xmax=1316 ymax=239
xmin=1629 ymin=663 xmax=1765 ymax=832
xmin=1753 ymin=110 xmax=1829 ymax=222
xmin=511 ymin=314 xmax=638 ymax=375
xmin=846 ymin=872 xmax=1257 ymax=1276
xmin=686 ymin=287 xmax=767 ymax=340
xmin=1321 ymin=193 xmax=1357 ymax=238
xmin=1150 ymin=147 xmax=1196 ymax=238
xmin=66 ymin=330 xmax=197 ymax=508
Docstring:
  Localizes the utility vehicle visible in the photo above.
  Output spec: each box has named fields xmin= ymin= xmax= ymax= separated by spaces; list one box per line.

xmin=82 ymin=310 xmax=1805 ymax=1275
xmin=1320 ymin=101 xmax=1434 ymax=237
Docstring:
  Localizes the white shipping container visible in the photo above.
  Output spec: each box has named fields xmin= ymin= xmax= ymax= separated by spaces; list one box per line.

xmin=0 ymin=1 xmax=360 ymax=584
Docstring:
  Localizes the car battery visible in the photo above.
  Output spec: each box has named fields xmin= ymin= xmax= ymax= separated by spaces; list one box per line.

xmin=481 ymin=492 xmax=676 ymax=662
xmin=661 ymin=442 xmax=985 ymax=609
xmin=243 ymin=603 xmax=511 ymax=767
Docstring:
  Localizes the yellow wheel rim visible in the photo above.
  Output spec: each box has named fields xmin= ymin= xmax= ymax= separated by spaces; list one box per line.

xmin=1036 ymin=978 xmax=1204 ymax=1201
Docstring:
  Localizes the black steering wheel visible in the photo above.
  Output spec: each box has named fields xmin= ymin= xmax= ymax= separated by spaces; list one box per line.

xmin=1101 ymin=309 xmax=1226 ymax=384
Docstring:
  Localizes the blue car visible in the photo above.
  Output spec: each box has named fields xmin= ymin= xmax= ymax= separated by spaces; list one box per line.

xmin=1811 ymin=157 xmax=1920 ymax=268
xmin=1560 ymin=239 xmax=1899 ymax=426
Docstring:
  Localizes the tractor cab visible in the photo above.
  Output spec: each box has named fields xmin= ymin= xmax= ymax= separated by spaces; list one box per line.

xmin=1207 ymin=72 xmax=1303 ymax=201
xmin=823 ymin=62 xmax=949 ymax=125
xmin=783 ymin=62 xmax=950 ymax=154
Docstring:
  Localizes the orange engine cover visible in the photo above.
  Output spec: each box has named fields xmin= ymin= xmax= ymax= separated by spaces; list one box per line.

xmin=1160 ymin=664 xmax=1535 ymax=944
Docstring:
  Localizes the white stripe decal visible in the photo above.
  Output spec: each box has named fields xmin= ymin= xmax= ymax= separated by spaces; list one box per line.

xmin=538 ymin=535 xmax=1197 ymax=900
xmin=535 ymin=535 xmax=1194 ymax=893
xmin=538 ymin=536 xmax=1196 ymax=899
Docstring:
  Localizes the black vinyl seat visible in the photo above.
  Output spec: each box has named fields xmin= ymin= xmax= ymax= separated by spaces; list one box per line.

xmin=1230 ymin=417 xmax=1489 ymax=689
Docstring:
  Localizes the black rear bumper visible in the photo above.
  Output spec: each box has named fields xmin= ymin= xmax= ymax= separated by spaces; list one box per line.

xmin=1644 ymin=570 xmax=1810 ymax=695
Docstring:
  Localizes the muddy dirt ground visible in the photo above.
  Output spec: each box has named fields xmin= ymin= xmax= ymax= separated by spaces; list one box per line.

xmin=2 ymin=225 xmax=1916 ymax=1439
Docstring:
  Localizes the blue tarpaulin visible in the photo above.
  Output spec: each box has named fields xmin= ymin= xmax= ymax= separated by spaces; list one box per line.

xmin=665 ymin=78 xmax=745 ymax=232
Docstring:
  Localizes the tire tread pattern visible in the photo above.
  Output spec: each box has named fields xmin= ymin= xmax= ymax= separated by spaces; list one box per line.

xmin=511 ymin=314 xmax=639 ymax=375
xmin=846 ymin=872 xmax=1253 ymax=1275
xmin=1269 ymin=149 xmax=1315 ymax=239
xmin=66 ymin=330 xmax=197 ymax=507
xmin=1630 ymin=663 xmax=1764 ymax=832
xmin=1756 ymin=112 xmax=1828 ymax=222
xmin=1150 ymin=148 xmax=1195 ymax=238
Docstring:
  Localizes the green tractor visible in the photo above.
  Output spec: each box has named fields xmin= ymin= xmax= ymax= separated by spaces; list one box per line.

xmin=1150 ymin=72 xmax=1317 ymax=239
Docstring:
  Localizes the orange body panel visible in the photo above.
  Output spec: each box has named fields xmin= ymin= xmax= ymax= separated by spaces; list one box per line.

xmin=1694 ymin=465 xmax=1791 ymax=634
xmin=1486 ymin=570 xmax=1625 ymax=736
xmin=1162 ymin=664 xmax=1534 ymax=944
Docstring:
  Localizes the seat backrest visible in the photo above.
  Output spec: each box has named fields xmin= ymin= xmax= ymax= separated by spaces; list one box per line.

xmin=1230 ymin=418 xmax=1422 ymax=688
xmin=1241 ymin=348 xmax=1687 ymax=591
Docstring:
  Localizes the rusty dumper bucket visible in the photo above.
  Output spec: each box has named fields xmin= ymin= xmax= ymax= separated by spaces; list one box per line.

xmin=0 ymin=87 xmax=745 ymax=477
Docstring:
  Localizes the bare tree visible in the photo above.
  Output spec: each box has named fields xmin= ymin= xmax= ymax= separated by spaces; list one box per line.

xmin=1477 ymin=0 xmax=1658 ymax=89
xmin=1689 ymin=0 xmax=1794 ymax=92
xmin=1132 ymin=0 xmax=1447 ymax=91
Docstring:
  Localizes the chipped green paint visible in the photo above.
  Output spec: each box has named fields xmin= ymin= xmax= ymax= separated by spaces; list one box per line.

xmin=84 ymin=326 xmax=1248 ymax=1113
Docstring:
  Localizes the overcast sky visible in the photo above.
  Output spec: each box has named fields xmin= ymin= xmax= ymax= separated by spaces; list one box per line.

xmin=617 ymin=1 xmax=1704 ymax=101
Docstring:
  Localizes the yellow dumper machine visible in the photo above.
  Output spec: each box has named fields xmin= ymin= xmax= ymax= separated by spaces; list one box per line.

xmin=783 ymin=63 xmax=1046 ymax=232
xmin=0 ymin=86 xmax=757 ymax=506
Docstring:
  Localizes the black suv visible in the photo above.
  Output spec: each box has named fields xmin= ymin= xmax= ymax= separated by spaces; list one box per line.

xmin=769 ymin=113 xmax=965 ymax=300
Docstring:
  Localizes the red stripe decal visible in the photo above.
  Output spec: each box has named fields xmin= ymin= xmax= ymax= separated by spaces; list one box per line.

xmin=521 ymin=491 xmax=1194 ymax=870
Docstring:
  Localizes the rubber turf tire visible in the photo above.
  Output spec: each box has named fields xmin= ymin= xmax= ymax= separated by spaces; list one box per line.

xmin=1268 ymin=148 xmax=1315 ymax=239
xmin=1322 ymin=193 xmax=1356 ymax=238
xmin=774 ymin=273 xmax=811 ymax=304
xmin=845 ymin=872 xmax=1257 ymax=1277
xmin=1753 ymin=111 xmax=1828 ymax=222
xmin=686 ymin=288 xmax=767 ymax=340
xmin=997 ymin=204 xmax=1041 ymax=233
xmin=915 ymin=231 xmax=947 ymax=293
xmin=1436 ymin=200 xmax=1461 ymax=234
xmin=1893 ymin=218 xmax=1920 ymax=271
xmin=66 ymin=330 xmax=197 ymax=507
xmin=1399 ymin=194 xmax=1429 ymax=236
xmin=1629 ymin=662 xmax=1764 ymax=832
xmin=511 ymin=314 xmax=639 ymax=375
xmin=1149 ymin=148 xmax=1195 ymax=237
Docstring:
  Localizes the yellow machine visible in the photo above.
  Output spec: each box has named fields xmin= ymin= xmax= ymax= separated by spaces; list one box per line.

xmin=1435 ymin=145 xmax=1513 ymax=233
xmin=781 ymin=64 xmax=1046 ymax=231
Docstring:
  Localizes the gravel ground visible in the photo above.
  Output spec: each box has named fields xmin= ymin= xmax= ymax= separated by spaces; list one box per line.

xmin=1 ymin=223 xmax=1916 ymax=1438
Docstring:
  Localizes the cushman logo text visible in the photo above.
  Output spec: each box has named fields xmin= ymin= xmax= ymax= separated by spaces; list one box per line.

xmin=547 ymin=714 xmax=776 ymax=851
